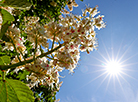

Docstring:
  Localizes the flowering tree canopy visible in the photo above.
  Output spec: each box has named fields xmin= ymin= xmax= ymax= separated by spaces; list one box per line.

xmin=0 ymin=0 xmax=105 ymax=101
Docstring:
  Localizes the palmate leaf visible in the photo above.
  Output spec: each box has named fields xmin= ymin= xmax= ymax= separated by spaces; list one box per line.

xmin=0 ymin=55 xmax=11 ymax=65
xmin=0 ymin=79 xmax=35 ymax=102
xmin=0 ymin=52 xmax=6 ymax=55
xmin=0 ymin=8 xmax=14 ymax=39
xmin=0 ymin=70 xmax=2 ymax=80
xmin=0 ymin=22 xmax=10 ymax=39
xmin=16 ymin=70 xmax=30 ymax=81
xmin=0 ymin=8 xmax=14 ymax=25
xmin=3 ymin=0 xmax=32 ymax=10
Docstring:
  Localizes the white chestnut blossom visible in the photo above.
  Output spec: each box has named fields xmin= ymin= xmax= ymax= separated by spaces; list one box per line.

xmin=0 ymin=5 xmax=105 ymax=90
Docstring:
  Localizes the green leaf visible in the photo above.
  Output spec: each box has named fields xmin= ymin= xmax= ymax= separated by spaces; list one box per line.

xmin=0 ymin=22 xmax=10 ymax=39
xmin=18 ymin=70 xmax=30 ymax=81
xmin=0 ymin=8 xmax=14 ymax=39
xmin=0 ymin=70 xmax=2 ymax=79
xmin=0 ymin=79 xmax=35 ymax=102
xmin=1 ymin=34 xmax=10 ymax=42
xmin=0 ymin=8 xmax=14 ymax=38
xmin=0 ymin=55 xmax=11 ymax=65
xmin=0 ymin=8 xmax=14 ymax=25
xmin=0 ymin=52 xmax=6 ymax=55
xmin=0 ymin=0 xmax=4 ymax=4
xmin=3 ymin=0 xmax=32 ymax=10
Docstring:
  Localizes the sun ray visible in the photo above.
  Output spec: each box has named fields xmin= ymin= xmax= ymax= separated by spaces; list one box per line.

xmin=116 ymin=75 xmax=124 ymax=92
xmin=77 ymin=71 xmax=108 ymax=90
xmin=111 ymin=33 xmax=114 ymax=62
xmin=98 ymin=51 xmax=110 ymax=63
xmin=121 ymin=62 xmax=138 ymax=68
xmin=85 ymin=62 xmax=105 ymax=67
xmin=87 ymin=69 xmax=105 ymax=74
xmin=78 ymin=33 xmax=138 ymax=96
xmin=90 ymin=54 xmax=108 ymax=65
xmin=120 ymin=71 xmax=138 ymax=81
xmin=99 ymin=37 xmax=111 ymax=61
xmin=105 ymin=74 xmax=112 ymax=92
xmin=96 ymin=73 xmax=110 ymax=91
xmin=113 ymin=75 xmax=116 ymax=94
xmin=114 ymin=31 xmax=128 ymax=62
xmin=118 ymin=73 xmax=131 ymax=86
xmin=118 ymin=36 xmax=138 ymax=62
xmin=120 ymin=52 xmax=138 ymax=64
xmin=116 ymin=75 xmax=127 ymax=100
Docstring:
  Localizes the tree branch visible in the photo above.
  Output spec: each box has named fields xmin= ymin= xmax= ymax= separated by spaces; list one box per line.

xmin=0 ymin=43 xmax=63 ymax=70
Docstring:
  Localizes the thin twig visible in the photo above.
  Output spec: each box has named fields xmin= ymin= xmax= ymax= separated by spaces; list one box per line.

xmin=33 ymin=34 xmax=38 ymax=61
xmin=51 ymin=33 xmax=56 ymax=50
xmin=18 ymin=48 xmax=26 ymax=62
xmin=9 ymin=36 xmax=21 ymax=62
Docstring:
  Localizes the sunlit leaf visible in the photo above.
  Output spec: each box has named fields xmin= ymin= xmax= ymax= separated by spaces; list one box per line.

xmin=0 ymin=0 xmax=4 ymax=4
xmin=0 ymin=8 xmax=14 ymax=25
xmin=0 ymin=55 xmax=11 ymax=65
xmin=0 ymin=52 xmax=6 ymax=55
xmin=0 ymin=70 xmax=2 ymax=79
xmin=0 ymin=8 xmax=14 ymax=38
xmin=17 ymin=70 xmax=30 ymax=81
xmin=0 ymin=79 xmax=35 ymax=102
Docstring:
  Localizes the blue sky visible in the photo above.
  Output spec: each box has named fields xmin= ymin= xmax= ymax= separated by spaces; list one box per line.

xmin=56 ymin=0 xmax=138 ymax=102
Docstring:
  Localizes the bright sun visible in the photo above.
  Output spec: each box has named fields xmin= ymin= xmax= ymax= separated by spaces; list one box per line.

xmin=105 ymin=60 xmax=122 ymax=75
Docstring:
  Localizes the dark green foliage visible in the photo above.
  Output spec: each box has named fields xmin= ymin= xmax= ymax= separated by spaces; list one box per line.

xmin=6 ymin=70 xmax=30 ymax=83
xmin=0 ymin=41 xmax=17 ymax=65
xmin=32 ymin=83 xmax=58 ymax=102
xmin=3 ymin=0 xmax=32 ymax=9
xmin=13 ymin=0 xmax=67 ymax=28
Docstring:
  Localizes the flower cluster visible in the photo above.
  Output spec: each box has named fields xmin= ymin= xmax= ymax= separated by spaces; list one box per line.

xmin=4 ymin=25 xmax=27 ymax=52
xmin=22 ymin=6 xmax=105 ymax=88
xmin=61 ymin=0 xmax=78 ymax=14
xmin=25 ymin=58 xmax=63 ymax=88
xmin=23 ymin=17 xmax=49 ymax=48
xmin=0 ymin=5 xmax=105 ymax=90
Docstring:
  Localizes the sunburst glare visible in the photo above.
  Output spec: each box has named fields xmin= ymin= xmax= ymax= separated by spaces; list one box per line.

xmin=78 ymin=35 xmax=138 ymax=95
xmin=105 ymin=60 xmax=122 ymax=75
